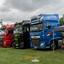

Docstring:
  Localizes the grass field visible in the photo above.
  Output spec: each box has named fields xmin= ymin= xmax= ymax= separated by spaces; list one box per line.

xmin=0 ymin=48 xmax=64 ymax=64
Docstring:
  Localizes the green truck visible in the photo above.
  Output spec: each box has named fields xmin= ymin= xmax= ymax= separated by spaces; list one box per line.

xmin=13 ymin=22 xmax=24 ymax=48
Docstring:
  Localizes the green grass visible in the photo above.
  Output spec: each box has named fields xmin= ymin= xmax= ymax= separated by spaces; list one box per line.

xmin=0 ymin=48 xmax=64 ymax=64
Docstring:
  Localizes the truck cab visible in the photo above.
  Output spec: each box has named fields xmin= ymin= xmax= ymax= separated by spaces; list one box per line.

xmin=13 ymin=20 xmax=30 ymax=49
xmin=30 ymin=14 xmax=62 ymax=49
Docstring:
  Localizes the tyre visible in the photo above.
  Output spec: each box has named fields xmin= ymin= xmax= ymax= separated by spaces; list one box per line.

xmin=19 ymin=42 xmax=24 ymax=49
xmin=11 ymin=42 xmax=16 ymax=48
xmin=0 ymin=40 xmax=3 ymax=47
xmin=50 ymin=40 xmax=58 ymax=50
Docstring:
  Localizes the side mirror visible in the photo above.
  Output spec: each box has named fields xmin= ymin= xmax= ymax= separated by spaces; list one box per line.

xmin=47 ymin=25 xmax=51 ymax=29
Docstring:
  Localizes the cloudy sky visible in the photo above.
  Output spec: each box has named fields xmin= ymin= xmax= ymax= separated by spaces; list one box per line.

xmin=0 ymin=0 xmax=64 ymax=24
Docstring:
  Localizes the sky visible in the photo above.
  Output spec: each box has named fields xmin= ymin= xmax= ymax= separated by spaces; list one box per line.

xmin=0 ymin=0 xmax=64 ymax=24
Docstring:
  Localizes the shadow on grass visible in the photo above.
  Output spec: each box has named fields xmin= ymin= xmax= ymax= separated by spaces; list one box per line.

xmin=32 ymin=48 xmax=64 ymax=52
xmin=32 ymin=48 xmax=52 ymax=51
xmin=12 ymin=47 xmax=64 ymax=53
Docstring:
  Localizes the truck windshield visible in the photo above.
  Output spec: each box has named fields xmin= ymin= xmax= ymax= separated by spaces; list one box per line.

xmin=30 ymin=23 xmax=43 ymax=32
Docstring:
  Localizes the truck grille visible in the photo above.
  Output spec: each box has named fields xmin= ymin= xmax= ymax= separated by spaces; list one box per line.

xmin=31 ymin=38 xmax=40 ymax=46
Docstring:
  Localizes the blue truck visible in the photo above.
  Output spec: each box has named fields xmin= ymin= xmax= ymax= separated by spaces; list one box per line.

xmin=30 ymin=14 xmax=63 ymax=49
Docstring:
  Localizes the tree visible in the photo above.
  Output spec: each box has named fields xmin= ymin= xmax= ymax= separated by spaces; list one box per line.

xmin=60 ymin=17 xmax=64 ymax=26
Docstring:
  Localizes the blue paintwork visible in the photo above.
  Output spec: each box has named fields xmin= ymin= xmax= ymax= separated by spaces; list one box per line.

xmin=30 ymin=14 xmax=62 ymax=49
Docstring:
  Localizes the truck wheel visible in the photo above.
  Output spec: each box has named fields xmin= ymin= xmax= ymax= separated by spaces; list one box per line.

xmin=19 ymin=42 xmax=24 ymax=49
xmin=0 ymin=41 xmax=3 ymax=47
xmin=12 ymin=42 xmax=16 ymax=48
xmin=50 ymin=40 xmax=58 ymax=50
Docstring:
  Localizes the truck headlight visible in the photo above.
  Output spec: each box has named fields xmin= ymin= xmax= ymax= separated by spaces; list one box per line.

xmin=40 ymin=43 xmax=44 ymax=46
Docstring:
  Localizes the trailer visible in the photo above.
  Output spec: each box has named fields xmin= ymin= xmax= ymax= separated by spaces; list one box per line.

xmin=30 ymin=14 xmax=63 ymax=49
xmin=54 ymin=25 xmax=64 ymax=49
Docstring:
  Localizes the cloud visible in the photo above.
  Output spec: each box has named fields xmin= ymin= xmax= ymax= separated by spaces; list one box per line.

xmin=5 ymin=0 xmax=61 ymax=12
xmin=4 ymin=0 xmax=64 ymax=15
xmin=0 ymin=0 xmax=64 ymax=24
